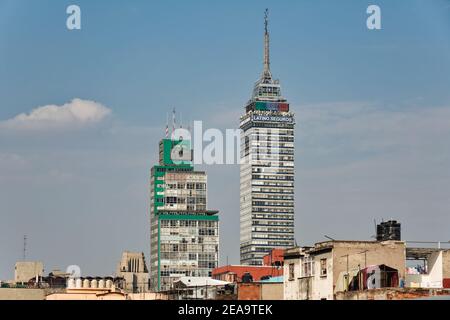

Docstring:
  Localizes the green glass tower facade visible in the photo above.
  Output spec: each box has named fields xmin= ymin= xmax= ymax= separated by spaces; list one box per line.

xmin=150 ymin=138 xmax=219 ymax=291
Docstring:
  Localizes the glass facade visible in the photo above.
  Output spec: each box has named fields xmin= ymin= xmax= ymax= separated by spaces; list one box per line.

xmin=239 ymin=117 xmax=295 ymax=265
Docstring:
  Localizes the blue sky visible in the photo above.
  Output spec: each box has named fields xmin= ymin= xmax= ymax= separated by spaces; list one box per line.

xmin=1 ymin=0 xmax=450 ymax=279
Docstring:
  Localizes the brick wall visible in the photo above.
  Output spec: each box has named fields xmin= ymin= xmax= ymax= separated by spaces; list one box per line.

xmin=237 ymin=283 xmax=261 ymax=300
xmin=443 ymin=279 xmax=450 ymax=289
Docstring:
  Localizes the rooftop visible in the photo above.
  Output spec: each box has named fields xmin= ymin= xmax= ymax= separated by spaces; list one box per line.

xmin=174 ymin=277 xmax=230 ymax=288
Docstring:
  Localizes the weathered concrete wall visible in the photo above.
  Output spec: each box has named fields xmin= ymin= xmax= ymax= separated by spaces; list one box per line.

xmin=297 ymin=277 xmax=313 ymax=300
xmin=260 ymin=283 xmax=283 ymax=300
xmin=313 ymin=251 xmax=333 ymax=300
xmin=332 ymin=241 xmax=406 ymax=283
xmin=443 ymin=250 xmax=450 ymax=279
xmin=0 ymin=288 xmax=45 ymax=300
xmin=284 ymin=241 xmax=406 ymax=300
xmin=336 ymin=288 xmax=450 ymax=300
xmin=283 ymin=255 xmax=302 ymax=300
xmin=14 ymin=261 xmax=44 ymax=283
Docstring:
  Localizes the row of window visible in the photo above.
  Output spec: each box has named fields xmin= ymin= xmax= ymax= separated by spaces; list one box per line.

xmin=252 ymin=220 xmax=294 ymax=226
xmin=253 ymin=194 xmax=294 ymax=201
xmin=288 ymin=258 xmax=327 ymax=280
xmin=165 ymin=182 xmax=206 ymax=190
xmin=253 ymin=208 xmax=294 ymax=214
xmin=250 ymin=149 xmax=295 ymax=156
xmin=246 ymin=129 xmax=294 ymax=135
xmin=252 ymin=213 xmax=294 ymax=220
xmin=160 ymin=220 xmax=218 ymax=228
xmin=252 ymin=167 xmax=294 ymax=174
xmin=159 ymin=248 xmax=218 ymax=262
xmin=160 ymin=269 xmax=213 ymax=277
xmin=165 ymin=196 xmax=206 ymax=205
xmin=251 ymin=188 xmax=294 ymax=194
xmin=252 ymin=234 xmax=294 ymax=240
xmin=251 ymin=136 xmax=294 ymax=143
xmin=253 ymin=201 xmax=294 ymax=208
xmin=252 ymin=175 xmax=294 ymax=181
xmin=252 ymin=181 xmax=294 ymax=187
xmin=250 ymin=142 xmax=294 ymax=148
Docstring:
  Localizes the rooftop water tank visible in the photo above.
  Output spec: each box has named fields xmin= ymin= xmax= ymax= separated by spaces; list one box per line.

xmin=68 ymin=278 xmax=75 ymax=289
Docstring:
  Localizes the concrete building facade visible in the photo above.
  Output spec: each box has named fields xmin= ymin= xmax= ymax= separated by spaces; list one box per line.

xmin=283 ymin=241 xmax=406 ymax=300
xmin=150 ymin=137 xmax=219 ymax=291
xmin=116 ymin=251 xmax=149 ymax=293
xmin=14 ymin=261 xmax=44 ymax=284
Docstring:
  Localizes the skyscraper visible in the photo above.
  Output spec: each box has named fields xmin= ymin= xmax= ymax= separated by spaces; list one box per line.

xmin=240 ymin=10 xmax=295 ymax=265
xmin=150 ymin=128 xmax=219 ymax=291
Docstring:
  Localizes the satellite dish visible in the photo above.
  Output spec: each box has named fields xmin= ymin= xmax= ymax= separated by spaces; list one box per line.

xmin=66 ymin=265 xmax=81 ymax=278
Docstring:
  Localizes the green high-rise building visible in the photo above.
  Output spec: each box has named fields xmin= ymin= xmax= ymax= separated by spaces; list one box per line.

xmin=150 ymin=137 xmax=219 ymax=292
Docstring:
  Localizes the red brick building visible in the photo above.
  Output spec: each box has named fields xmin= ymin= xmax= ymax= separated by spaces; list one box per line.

xmin=212 ymin=265 xmax=282 ymax=283
xmin=262 ymin=249 xmax=285 ymax=267
xmin=213 ymin=249 xmax=285 ymax=283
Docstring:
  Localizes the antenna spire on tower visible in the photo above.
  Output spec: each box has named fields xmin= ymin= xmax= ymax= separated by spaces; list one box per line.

xmin=23 ymin=235 xmax=27 ymax=261
xmin=262 ymin=8 xmax=272 ymax=81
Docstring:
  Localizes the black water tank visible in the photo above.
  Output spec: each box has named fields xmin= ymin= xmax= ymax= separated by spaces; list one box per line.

xmin=376 ymin=220 xmax=401 ymax=241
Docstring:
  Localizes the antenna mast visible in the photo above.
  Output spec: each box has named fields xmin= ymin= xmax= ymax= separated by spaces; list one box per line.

xmin=172 ymin=108 xmax=176 ymax=135
xmin=23 ymin=235 xmax=27 ymax=261
xmin=262 ymin=8 xmax=272 ymax=81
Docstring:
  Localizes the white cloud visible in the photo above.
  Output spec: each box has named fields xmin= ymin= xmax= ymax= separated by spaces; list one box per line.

xmin=0 ymin=98 xmax=111 ymax=130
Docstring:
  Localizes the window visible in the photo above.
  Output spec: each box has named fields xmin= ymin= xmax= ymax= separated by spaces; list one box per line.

xmin=320 ymin=259 xmax=327 ymax=277
xmin=302 ymin=256 xmax=314 ymax=277
xmin=288 ymin=263 xmax=295 ymax=281
xmin=189 ymin=253 xmax=196 ymax=260
xmin=166 ymin=197 xmax=177 ymax=204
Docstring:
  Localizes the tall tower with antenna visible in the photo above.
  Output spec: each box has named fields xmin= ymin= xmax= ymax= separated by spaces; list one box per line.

xmin=239 ymin=9 xmax=295 ymax=265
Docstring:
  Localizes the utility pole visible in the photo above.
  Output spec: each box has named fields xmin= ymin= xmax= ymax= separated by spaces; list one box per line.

xmin=341 ymin=254 xmax=350 ymax=290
